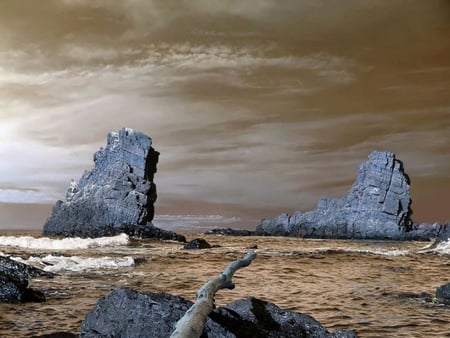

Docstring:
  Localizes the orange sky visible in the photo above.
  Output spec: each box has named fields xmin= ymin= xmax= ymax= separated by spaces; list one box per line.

xmin=0 ymin=1 xmax=449 ymax=229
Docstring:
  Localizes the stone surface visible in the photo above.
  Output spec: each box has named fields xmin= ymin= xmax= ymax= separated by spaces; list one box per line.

xmin=256 ymin=151 xmax=439 ymax=240
xmin=42 ymin=128 xmax=184 ymax=241
xmin=0 ymin=255 xmax=52 ymax=303
xmin=80 ymin=288 xmax=357 ymax=338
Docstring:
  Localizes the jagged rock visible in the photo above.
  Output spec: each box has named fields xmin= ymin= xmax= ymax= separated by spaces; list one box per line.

xmin=183 ymin=238 xmax=213 ymax=249
xmin=257 ymin=151 xmax=436 ymax=240
xmin=80 ymin=288 xmax=358 ymax=338
xmin=42 ymin=128 xmax=184 ymax=242
xmin=0 ymin=255 xmax=52 ymax=303
xmin=436 ymin=283 xmax=450 ymax=305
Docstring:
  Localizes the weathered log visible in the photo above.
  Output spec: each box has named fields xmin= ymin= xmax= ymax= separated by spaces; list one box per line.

xmin=170 ymin=251 xmax=256 ymax=338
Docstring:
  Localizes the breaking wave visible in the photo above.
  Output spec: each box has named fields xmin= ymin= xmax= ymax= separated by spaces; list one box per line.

xmin=0 ymin=233 xmax=129 ymax=250
xmin=13 ymin=254 xmax=135 ymax=273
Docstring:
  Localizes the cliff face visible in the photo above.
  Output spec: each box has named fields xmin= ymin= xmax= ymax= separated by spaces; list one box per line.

xmin=257 ymin=151 xmax=425 ymax=240
xmin=43 ymin=128 xmax=183 ymax=241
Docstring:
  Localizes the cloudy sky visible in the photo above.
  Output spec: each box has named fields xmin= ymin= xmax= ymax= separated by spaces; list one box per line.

xmin=0 ymin=1 xmax=449 ymax=229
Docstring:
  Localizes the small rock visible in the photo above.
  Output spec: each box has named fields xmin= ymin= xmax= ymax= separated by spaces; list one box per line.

xmin=184 ymin=238 xmax=213 ymax=250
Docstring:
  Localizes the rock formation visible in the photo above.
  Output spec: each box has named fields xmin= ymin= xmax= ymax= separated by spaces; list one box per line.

xmin=0 ymin=255 xmax=52 ymax=303
xmin=42 ymin=128 xmax=185 ymax=242
xmin=80 ymin=288 xmax=357 ymax=338
xmin=257 ymin=151 xmax=438 ymax=240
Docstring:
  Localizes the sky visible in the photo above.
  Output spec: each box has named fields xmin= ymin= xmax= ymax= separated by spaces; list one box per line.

xmin=0 ymin=1 xmax=449 ymax=230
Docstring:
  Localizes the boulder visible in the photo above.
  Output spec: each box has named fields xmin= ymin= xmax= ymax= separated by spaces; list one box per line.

xmin=436 ymin=283 xmax=450 ymax=305
xmin=42 ymin=128 xmax=185 ymax=242
xmin=0 ymin=255 xmax=52 ymax=303
xmin=256 ymin=151 xmax=440 ymax=240
xmin=80 ymin=288 xmax=357 ymax=338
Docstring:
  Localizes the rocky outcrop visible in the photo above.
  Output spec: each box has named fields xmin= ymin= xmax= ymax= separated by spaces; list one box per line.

xmin=205 ymin=228 xmax=256 ymax=236
xmin=42 ymin=128 xmax=185 ymax=242
xmin=80 ymin=288 xmax=357 ymax=338
xmin=257 ymin=151 xmax=438 ymax=240
xmin=0 ymin=255 xmax=53 ymax=303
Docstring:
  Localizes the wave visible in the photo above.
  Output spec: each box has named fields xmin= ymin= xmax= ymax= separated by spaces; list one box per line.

xmin=153 ymin=214 xmax=241 ymax=230
xmin=0 ymin=233 xmax=129 ymax=250
xmin=419 ymin=239 xmax=450 ymax=255
xmin=13 ymin=254 xmax=135 ymax=273
xmin=258 ymin=246 xmax=410 ymax=257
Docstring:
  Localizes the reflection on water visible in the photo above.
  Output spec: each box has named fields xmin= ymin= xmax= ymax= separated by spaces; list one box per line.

xmin=0 ymin=233 xmax=449 ymax=337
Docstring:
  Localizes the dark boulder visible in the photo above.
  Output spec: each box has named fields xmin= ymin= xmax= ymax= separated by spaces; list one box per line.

xmin=80 ymin=288 xmax=357 ymax=338
xmin=257 ymin=151 xmax=437 ymax=240
xmin=0 ymin=255 xmax=52 ymax=303
xmin=436 ymin=283 xmax=450 ymax=305
xmin=42 ymin=128 xmax=184 ymax=242
xmin=184 ymin=238 xmax=213 ymax=249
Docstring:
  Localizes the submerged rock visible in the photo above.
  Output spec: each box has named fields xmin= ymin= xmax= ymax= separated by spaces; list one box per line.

xmin=0 ymin=255 xmax=52 ymax=303
xmin=80 ymin=288 xmax=357 ymax=338
xmin=257 ymin=151 xmax=439 ymax=240
xmin=42 ymin=128 xmax=184 ymax=242
xmin=183 ymin=238 xmax=213 ymax=249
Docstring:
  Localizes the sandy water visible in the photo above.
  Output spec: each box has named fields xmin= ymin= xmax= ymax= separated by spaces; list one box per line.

xmin=0 ymin=232 xmax=449 ymax=338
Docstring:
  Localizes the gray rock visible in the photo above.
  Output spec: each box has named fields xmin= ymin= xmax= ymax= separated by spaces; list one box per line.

xmin=80 ymin=288 xmax=358 ymax=338
xmin=42 ymin=128 xmax=185 ymax=242
xmin=257 ymin=151 xmax=437 ymax=240
xmin=436 ymin=283 xmax=450 ymax=305
xmin=0 ymin=255 xmax=52 ymax=303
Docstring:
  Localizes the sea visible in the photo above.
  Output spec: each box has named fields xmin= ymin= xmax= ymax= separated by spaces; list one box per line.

xmin=0 ymin=226 xmax=449 ymax=338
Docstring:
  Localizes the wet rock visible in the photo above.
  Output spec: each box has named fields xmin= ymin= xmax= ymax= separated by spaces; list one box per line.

xmin=80 ymin=288 xmax=358 ymax=338
xmin=184 ymin=238 xmax=213 ymax=249
xmin=257 ymin=151 xmax=437 ymax=240
xmin=0 ymin=255 xmax=52 ymax=303
xmin=436 ymin=283 xmax=450 ymax=305
xmin=42 ymin=128 xmax=184 ymax=242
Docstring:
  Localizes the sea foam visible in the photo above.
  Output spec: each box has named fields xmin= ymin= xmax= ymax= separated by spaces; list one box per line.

xmin=14 ymin=254 xmax=135 ymax=273
xmin=0 ymin=233 xmax=129 ymax=250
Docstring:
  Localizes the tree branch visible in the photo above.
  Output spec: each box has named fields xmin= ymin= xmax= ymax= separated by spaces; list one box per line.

xmin=170 ymin=251 xmax=256 ymax=338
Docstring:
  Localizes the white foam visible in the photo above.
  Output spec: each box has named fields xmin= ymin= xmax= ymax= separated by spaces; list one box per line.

xmin=0 ymin=233 xmax=129 ymax=250
xmin=14 ymin=254 xmax=135 ymax=273
xmin=423 ymin=239 xmax=450 ymax=255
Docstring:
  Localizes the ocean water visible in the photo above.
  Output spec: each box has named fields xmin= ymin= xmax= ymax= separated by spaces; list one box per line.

xmin=0 ymin=230 xmax=449 ymax=338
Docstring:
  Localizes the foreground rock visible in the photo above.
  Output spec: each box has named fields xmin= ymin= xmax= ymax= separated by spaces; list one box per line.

xmin=80 ymin=288 xmax=357 ymax=338
xmin=43 ymin=128 xmax=184 ymax=242
xmin=257 ymin=151 xmax=439 ymax=240
xmin=0 ymin=255 xmax=53 ymax=303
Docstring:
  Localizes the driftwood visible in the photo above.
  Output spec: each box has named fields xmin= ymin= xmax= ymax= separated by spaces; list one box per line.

xmin=170 ymin=251 xmax=256 ymax=338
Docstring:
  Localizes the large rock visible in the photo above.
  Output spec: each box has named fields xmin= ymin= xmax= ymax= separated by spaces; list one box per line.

xmin=42 ymin=128 xmax=185 ymax=241
xmin=0 ymin=255 xmax=52 ymax=303
xmin=257 ymin=151 xmax=437 ymax=240
xmin=80 ymin=288 xmax=357 ymax=338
